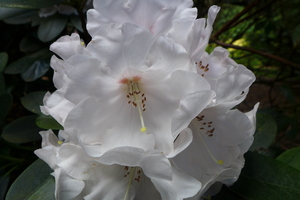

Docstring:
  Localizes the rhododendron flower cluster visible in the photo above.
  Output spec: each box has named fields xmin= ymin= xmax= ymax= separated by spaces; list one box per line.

xmin=35 ymin=0 xmax=258 ymax=199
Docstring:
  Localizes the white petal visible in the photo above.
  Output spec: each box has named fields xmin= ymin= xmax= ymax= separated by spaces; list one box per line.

xmin=151 ymin=164 xmax=202 ymax=200
xmin=52 ymin=168 xmax=85 ymax=200
xmin=64 ymin=97 xmax=156 ymax=157
xmin=41 ymin=89 xmax=75 ymax=126
xmin=50 ymin=33 xmax=88 ymax=60
xmin=87 ymin=0 xmax=196 ymax=37
xmin=95 ymin=147 xmax=172 ymax=181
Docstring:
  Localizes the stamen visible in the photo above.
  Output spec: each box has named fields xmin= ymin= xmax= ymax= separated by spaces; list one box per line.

xmin=199 ymin=132 xmax=223 ymax=165
xmin=57 ymin=140 xmax=63 ymax=145
xmin=123 ymin=167 xmax=135 ymax=200
xmin=194 ymin=117 xmax=223 ymax=165
xmin=124 ymin=79 xmax=147 ymax=132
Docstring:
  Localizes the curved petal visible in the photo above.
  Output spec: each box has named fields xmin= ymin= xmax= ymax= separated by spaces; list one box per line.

xmin=50 ymin=33 xmax=89 ymax=60
xmin=151 ymin=163 xmax=201 ymax=200
xmin=87 ymin=0 xmax=197 ymax=37
xmin=41 ymin=89 xmax=75 ymax=126
xmin=64 ymin=97 xmax=156 ymax=157
xmin=52 ymin=168 xmax=85 ymax=200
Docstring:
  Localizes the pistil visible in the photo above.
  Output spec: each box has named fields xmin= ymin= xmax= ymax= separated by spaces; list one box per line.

xmin=120 ymin=77 xmax=147 ymax=132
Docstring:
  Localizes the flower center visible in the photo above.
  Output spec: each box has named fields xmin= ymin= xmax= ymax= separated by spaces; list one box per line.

xmin=195 ymin=61 xmax=209 ymax=77
xmin=119 ymin=76 xmax=147 ymax=132
xmin=195 ymin=115 xmax=223 ymax=165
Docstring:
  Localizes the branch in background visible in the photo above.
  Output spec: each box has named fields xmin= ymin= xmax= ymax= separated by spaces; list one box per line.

xmin=212 ymin=0 xmax=260 ymax=39
xmin=210 ymin=39 xmax=300 ymax=70
xmin=229 ymin=0 xmax=278 ymax=30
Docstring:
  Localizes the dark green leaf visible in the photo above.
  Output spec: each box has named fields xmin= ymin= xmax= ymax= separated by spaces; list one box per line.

xmin=4 ymin=48 xmax=51 ymax=75
xmin=36 ymin=114 xmax=63 ymax=130
xmin=21 ymin=91 xmax=47 ymax=114
xmin=229 ymin=152 xmax=300 ymax=200
xmin=211 ymin=185 xmax=243 ymax=200
xmin=2 ymin=115 xmax=43 ymax=143
xmin=0 ymin=52 xmax=8 ymax=72
xmin=0 ymin=73 xmax=5 ymax=94
xmin=0 ymin=93 xmax=13 ymax=121
xmin=38 ymin=14 xmax=69 ymax=42
xmin=0 ymin=7 xmax=30 ymax=20
xmin=5 ymin=159 xmax=54 ymax=200
xmin=3 ymin=10 xmax=37 ymax=24
xmin=21 ymin=59 xmax=50 ymax=82
xmin=292 ymin=25 xmax=300 ymax=46
xmin=70 ymin=14 xmax=83 ymax=32
xmin=277 ymin=147 xmax=300 ymax=171
xmin=250 ymin=113 xmax=277 ymax=151
xmin=19 ymin=35 xmax=43 ymax=53
xmin=0 ymin=172 xmax=10 ymax=200
xmin=0 ymin=0 xmax=65 ymax=9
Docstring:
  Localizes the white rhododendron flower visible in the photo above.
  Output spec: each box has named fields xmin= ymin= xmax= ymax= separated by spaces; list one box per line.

xmin=35 ymin=0 xmax=258 ymax=199
xmin=172 ymin=103 xmax=259 ymax=198
xmin=35 ymin=130 xmax=202 ymax=200
xmin=44 ymin=23 xmax=215 ymax=158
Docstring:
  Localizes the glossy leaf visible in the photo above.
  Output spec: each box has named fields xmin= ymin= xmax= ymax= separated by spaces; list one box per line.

xmin=70 ymin=15 xmax=83 ymax=32
xmin=250 ymin=113 xmax=277 ymax=151
xmin=0 ymin=52 xmax=8 ymax=72
xmin=0 ymin=0 xmax=65 ymax=9
xmin=0 ymin=93 xmax=13 ymax=121
xmin=38 ymin=14 xmax=69 ymax=42
xmin=21 ymin=59 xmax=50 ymax=82
xmin=229 ymin=152 xmax=300 ymax=200
xmin=36 ymin=114 xmax=63 ymax=130
xmin=3 ymin=10 xmax=37 ymax=25
xmin=21 ymin=91 xmax=46 ymax=115
xmin=2 ymin=115 xmax=43 ymax=143
xmin=5 ymin=159 xmax=54 ymax=200
xmin=4 ymin=48 xmax=51 ymax=75
xmin=0 ymin=7 xmax=30 ymax=20
xmin=277 ymin=147 xmax=300 ymax=171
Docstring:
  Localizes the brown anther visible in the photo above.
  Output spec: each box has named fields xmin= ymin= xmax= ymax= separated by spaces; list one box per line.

xmin=128 ymin=101 xmax=131 ymax=104
xmin=142 ymin=108 xmax=146 ymax=111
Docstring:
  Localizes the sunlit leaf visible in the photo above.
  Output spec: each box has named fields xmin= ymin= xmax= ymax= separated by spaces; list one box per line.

xmin=250 ymin=113 xmax=277 ymax=151
xmin=38 ymin=14 xmax=69 ymax=42
xmin=21 ymin=91 xmax=46 ymax=115
xmin=2 ymin=115 xmax=43 ymax=143
xmin=0 ymin=52 xmax=8 ymax=72
xmin=21 ymin=59 xmax=50 ymax=82
xmin=229 ymin=152 xmax=300 ymax=200
xmin=0 ymin=0 xmax=65 ymax=9
xmin=4 ymin=48 xmax=51 ymax=75
xmin=36 ymin=114 xmax=63 ymax=130
xmin=277 ymin=147 xmax=300 ymax=171
xmin=0 ymin=93 xmax=13 ymax=121
xmin=5 ymin=159 xmax=54 ymax=200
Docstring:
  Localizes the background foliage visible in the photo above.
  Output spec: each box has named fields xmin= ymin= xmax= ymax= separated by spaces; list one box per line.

xmin=0 ymin=0 xmax=299 ymax=199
